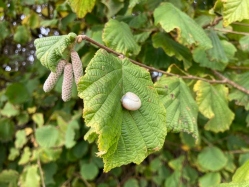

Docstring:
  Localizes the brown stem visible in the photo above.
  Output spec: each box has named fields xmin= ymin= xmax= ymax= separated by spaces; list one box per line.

xmin=213 ymin=28 xmax=249 ymax=36
xmin=212 ymin=70 xmax=249 ymax=95
xmin=202 ymin=17 xmax=223 ymax=29
xmin=78 ymin=35 xmax=249 ymax=95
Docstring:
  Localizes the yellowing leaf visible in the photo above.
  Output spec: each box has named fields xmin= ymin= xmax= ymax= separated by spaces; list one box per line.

xmin=68 ymin=0 xmax=96 ymax=18
xmin=193 ymin=81 xmax=234 ymax=132
xmin=223 ymin=0 xmax=249 ymax=26
xmin=154 ymin=2 xmax=212 ymax=49
xmin=78 ymin=49 xmax=166 ymax=172
xmin=233 ymin=160 xmax=249 ymax=182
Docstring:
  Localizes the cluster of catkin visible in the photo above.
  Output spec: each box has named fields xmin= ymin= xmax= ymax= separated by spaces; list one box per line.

xmin=43 ymin=51 xmax=83 ymax=102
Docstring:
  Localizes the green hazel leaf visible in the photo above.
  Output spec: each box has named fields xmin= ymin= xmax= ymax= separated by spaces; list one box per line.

xmin=134 ymin=31 xmax=151 ymax=43
xmin=0 ymin=118 xmax=15 ymax=142
xmin=77 ymin=49 xmax=167 ymax=172
xmin=68 ymin=0 xmax=96 ymax=18
xmin=0 ymin=102 xmax=19 ymax=117
xmin=102 ymin=19 xmax=141 ymax=55
xmin=229 ymin=72 xmax=249 ymax=110
xmin=39 ymin=148 xmax=62 ymax=163
xmin=216 ymin=182 xmax=249 ymax=187
xmin=206 ymin=30 xmax=228 ymax=64
xmin=223 ymin=0 xmax=249 ymax=27
xmin=225 ymin=153 xmax=236 ymax=173
xmin=43 ymin=162 xmax=57 ymax=185
xmin=0 ymin=170 xmax=19 ymax=183
xmin=15 ymin=130 xmax=27 ymax=149
xmin=80 ymin=162 xmax=99 ymax=181
xmin=0 ymin=21 xmax=9 ymax=42
xmin=165 ymin=171 xmax=182 ymax=187
xmin=193 ymin=80 xmax=235 ymax=132
xmin=65 ymin=120 xmax=79 ymax=148
xmin=153 ymin=2 xmax=212 ymax=50
xmin=35 ymin=125 xmax=59 ymax=148
xmin=34 ymin=32 xmax=77 ymax=72
xmin=198 ymin=172 xmax=221 ymax=187
xmin=8 ymin=147 xmax=20 ymax=161
xmin=20 ymin=165 xmax=40 ymax=187
xmin=154 ymin=76 xmax=199 ymax=141
xmin=232 ymin=160 xmax=249 ymax=182
xmin=5 ymin=82 xmax=30 ymax=104
xmin=197 ymin=146 xmax=228 ymax=171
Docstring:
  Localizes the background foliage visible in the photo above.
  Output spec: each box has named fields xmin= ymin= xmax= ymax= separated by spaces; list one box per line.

xmin=1 ymin=0 xmax=249 ymax=186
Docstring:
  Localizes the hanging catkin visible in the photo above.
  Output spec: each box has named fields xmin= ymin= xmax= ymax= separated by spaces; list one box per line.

xmin=62 ymin=63 xmax=73 ymax=102
xmin=71 ymin=50 xmax=83 ymax=84
xmin=43 ymin=60 xmax=66 ymax=92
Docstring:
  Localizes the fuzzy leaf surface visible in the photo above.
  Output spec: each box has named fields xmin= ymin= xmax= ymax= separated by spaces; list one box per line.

xmin=194 ymin=81 xmax=234 ymax=132
xmin=155 ymin=76 xmax=198 ymax=140
xmin=223 ymin=0 xmax=249 ymax=26
xmin=102 ymin=19 xmax=140 ymax=55
xmin=34 ymin=32 xmax=76 ymax=72
xmin=78 ymin=49 xmax=167 ymax=172
xmin=153 ymin=2 xmax=212 ymax=49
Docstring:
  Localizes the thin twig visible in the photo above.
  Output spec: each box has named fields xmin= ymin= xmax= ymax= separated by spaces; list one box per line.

xmin=202 ymin=17 xmax=223 ymax=29
xmin=232 ymin=22 xmax=249 ymax=27
xmin=212 ymin=70 xmax=249 ymax=95
xmin=79 ymin=35 xmax=225 ymax=84
xmin=74 ymin=173 xmax=92 ymax=187
xmin=37 ymin=155 xmax=46 ymax=187
xmin=227 ymin=66 xmax=249 ymax=70
xmin=78 ymin=35 xmax=249 ymax=95
xmin=213 ymin=28 xmax=249 ymax=36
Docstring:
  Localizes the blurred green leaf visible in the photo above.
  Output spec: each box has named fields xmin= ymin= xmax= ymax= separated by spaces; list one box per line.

xmin=5 ymin=83 xmax=30 ymax=104
xmin=0 ymin=102 xmax=19 ymax=117
xmin=124 ymin=178 xmax=139 ymax=187
xmin=0 ymin=21 xmax=9 ymax=42
xmin=80 ymin=162 xmax=99 ymax=181
xmin=168 ymin=155 xmax=185 ymax=171
xmin=0 ymin=118 xmax=15 ymax=141
xmin=16 ymin=112 xmax=29 ymax=126
xmin=103 ymin=19 xmax=141 ymax=55
xmin=164 ymin=171 xmax=182 ymax=187
xmin=43 ymin=162 xmax=57 ymax=185
xmin=239 ymin=36 xmax=249 ymax=52
xmin=8 ymin=147 xmax=20 ymax=161
xmin=0 ymin=169 xmax=19 ymax=184
xmin=35 ymin=125 xmax=59 ymax=148
xmin=101 ymin=0 xmax=124 ymax=18
xmin=15 ymin=130 xmax=27 ymax=149
xmin=20 ymin=165 xmax=40 ymax=187
xmin=65 ymin=120 xmax=79 ymax=148
xmin=18 ymin=147 xmax=31 ymax=165
xmin=199 ymin=172 xmax=221 ymax=187
xmin=197 ymin=146 xmax=228 ymax=171
xmin=13 ymin=25 xmax=30 ymax=44
xmin=32 ymin=113 xmax=44 ymax=127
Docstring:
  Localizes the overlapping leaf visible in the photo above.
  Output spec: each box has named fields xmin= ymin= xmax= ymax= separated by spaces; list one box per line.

xmin=222 ymin=0 xmax=249 ymax=26
xmin=229 ymin=72 xmax=249 ymax=110
xmin=152 ymin=33 xmax=192 ymax=69
xmin=153 ymin=2 xmax=212 ymax=49
xmin=233 ymin=160 xmax=249 ymax=182
xmin=193 ymin=81 xmax=234 ymax=132
xmin=78 ymin=49 xmax=167 ymax=172
xmin=197 ymin=146 xmax=227 ymax=171
xmin=34 ymin=32 xmax=77 ymax=72
xmin=102 ymin=19 xmax=140 ymax=55
xmin=68 ymin=0 xmax=96 ymax=18
xmin=154 ymin=76 xmax=198 ymax=141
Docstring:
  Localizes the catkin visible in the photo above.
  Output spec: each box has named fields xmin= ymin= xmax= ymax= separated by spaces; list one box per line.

xmin=62 ymin=63 xmax=73 ymax=102
xmin=71 ymin=51 xmax=83 ymax=84
xmin=43 ymin=60 xmax=66 ymax=92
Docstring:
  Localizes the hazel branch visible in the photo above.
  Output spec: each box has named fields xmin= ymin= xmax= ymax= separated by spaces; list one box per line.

xmin=77 ymin=35 xmax=249 ymax=95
